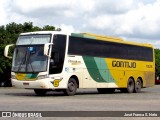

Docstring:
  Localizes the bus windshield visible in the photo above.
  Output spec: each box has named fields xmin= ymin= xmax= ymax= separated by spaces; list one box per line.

xmin=16 ymin=34 xmax=51 ymax=45
xmin=12 ymin=45 xmax=48 ymax=72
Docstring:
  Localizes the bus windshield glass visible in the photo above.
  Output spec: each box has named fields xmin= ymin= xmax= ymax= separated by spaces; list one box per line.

xmin=12 ymin=45 xmax=48 ymax=72
xmin=16 ymin=34 xmax=51 ymax=45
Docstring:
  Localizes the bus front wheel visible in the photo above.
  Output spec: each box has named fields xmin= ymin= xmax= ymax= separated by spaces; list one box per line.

xmin=63 ymin=78 xmax=77 ymax=96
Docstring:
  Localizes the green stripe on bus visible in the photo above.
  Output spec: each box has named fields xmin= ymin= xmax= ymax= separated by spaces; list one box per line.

xmin=71 ymin=33 xmax=96 ymax=39
xmin=83 ymin=56 xmax=115 ymax=83
xmin=26 ymin=73 xmax=38 ymax=79
xmin=94 ymin=58 xmax=115 ymax=83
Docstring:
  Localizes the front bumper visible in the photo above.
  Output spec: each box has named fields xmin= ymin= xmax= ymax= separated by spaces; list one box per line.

xmin=11 ymin=79 xmax=50 ymax=89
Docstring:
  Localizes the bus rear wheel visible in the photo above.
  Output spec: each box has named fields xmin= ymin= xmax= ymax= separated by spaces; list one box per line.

xmin=122 ymin=78 xmax=135 ymax=93
xmin=63 ymin=78 xmax=77 ymax=96
xmin=134 ymin=78 xmax=142 ymax=93
xmin=34 ymin=89 xmax=48 ymax=96
xmin=126 ymin=78 xmax=135 ymax=93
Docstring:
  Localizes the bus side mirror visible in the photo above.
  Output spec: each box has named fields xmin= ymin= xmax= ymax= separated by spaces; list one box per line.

xmin=44 ymin=43 xmax=53 ymax=57
xmin=4 ymin=44 xmax=15 ymax=58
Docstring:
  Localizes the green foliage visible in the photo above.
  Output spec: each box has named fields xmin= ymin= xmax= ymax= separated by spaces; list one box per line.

xmin=0 ymin=22 xmax=57 ymax=74
xmin=0 ymin=44 xmax=11 ymax=73
xmin=43 ymin=25 xmax=55 ymax=31
xmin=155 ymin=49 xmax=160 ymax=77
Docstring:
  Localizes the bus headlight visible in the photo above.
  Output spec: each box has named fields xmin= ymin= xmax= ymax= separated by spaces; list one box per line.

xmin=37 ymin=75 xmax=48 ymax=80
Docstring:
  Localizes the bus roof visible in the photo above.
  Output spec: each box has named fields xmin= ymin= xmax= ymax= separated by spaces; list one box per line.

xmin=19 ymin=31 xmax=153 ymax=48
xmin=20 ymin=31 xmax=71 ymax=36
xmin=71 ymin=32 xmax=153 ymax=48
xmin=71 ymin=32 xmax=123 ymax=41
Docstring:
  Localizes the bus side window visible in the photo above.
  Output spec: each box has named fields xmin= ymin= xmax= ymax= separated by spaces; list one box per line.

xmin=54 ymin=52 xmax=59 ymax=65
xmin=49 ymin=51 xmax=60 ymax=74
xmin=50 ymin=52 xmax=59 ymax=66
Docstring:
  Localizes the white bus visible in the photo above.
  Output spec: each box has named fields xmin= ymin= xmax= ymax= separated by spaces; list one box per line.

xmin=4 ymin=31 xmax=155 ymax=96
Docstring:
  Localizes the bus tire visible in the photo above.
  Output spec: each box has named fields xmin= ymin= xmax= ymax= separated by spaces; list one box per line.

xmin=126 ymin=78 xmax=135 ymax=93
xmin=134 ymin=78 xmax=142 ymax=93
xmin=34 ymin=89 xmax=47 ymax=96
xmin=63 ymin=78 xmax=77 ymax=96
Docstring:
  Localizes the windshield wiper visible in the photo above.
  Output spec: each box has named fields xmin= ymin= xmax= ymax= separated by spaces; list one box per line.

xmin=17 ymin=47 xmax=35 ymax=73
xmin=17 ymin=48 xmax=28 ymax=72
xmin=28 ymin=54 xmax=35 ymax=73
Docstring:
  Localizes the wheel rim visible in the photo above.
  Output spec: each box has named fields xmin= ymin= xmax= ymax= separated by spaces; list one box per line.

xmin=135 ymin=80 xmax=141 ymax=92
xmin=68 ymin=82 xmax=75 ymax=92
xmin=128 ymin=79 xmax=134 ymax=93
xmin=129 ymin=81 xmax=134 ymax=90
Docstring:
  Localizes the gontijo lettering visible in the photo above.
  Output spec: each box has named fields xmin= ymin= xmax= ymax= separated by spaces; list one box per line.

xmin=112 ymin=60 xmax=136 ymax=68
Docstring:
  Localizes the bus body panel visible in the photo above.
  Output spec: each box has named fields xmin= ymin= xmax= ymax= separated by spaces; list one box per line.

xmin=5 ymin=31 xmax=154 ymax=94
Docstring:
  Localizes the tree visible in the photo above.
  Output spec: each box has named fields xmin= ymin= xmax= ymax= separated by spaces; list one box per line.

xmin=43 ymin=25 xmax=55 ymax=31
xmin=155 ymin=49 xmax=160 ymax=77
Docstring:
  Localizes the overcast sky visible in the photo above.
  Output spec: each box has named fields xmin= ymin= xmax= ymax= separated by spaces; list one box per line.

xmin=0 ymin=0 xmax=160 ymax=48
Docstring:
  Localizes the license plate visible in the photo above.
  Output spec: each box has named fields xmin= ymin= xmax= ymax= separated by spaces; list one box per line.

xmin=23 ymin=82 xmax=29 ymax=86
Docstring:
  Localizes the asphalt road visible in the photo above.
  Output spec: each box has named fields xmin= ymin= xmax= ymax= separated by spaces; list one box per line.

xmin=0 ymin=85 xmax=160 ymax=120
